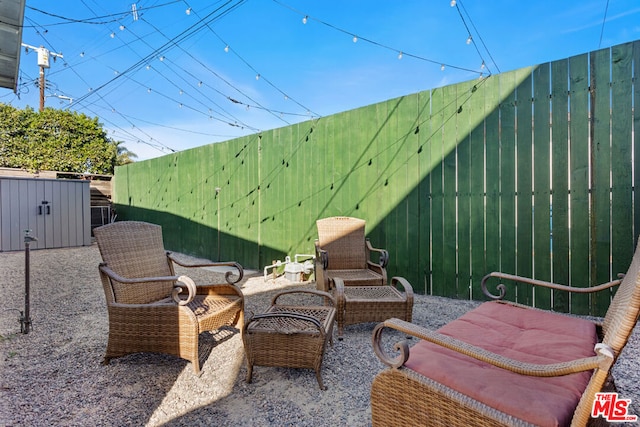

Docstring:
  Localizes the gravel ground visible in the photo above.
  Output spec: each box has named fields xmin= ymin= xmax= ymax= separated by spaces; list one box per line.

xmin=0 ymin=244 xmax=638 ymax=426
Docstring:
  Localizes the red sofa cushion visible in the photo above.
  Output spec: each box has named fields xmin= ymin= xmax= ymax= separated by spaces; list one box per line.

xmin=404 ymin=301 xmax=598 ymax=426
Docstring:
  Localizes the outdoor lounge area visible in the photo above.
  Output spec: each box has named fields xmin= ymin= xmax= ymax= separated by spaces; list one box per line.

xmin=0 ymin=242 xmax=639 ymax=426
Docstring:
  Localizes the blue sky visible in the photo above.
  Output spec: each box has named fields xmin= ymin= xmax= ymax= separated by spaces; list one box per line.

xmin=2 ymin=0 xmax=640 ymax=161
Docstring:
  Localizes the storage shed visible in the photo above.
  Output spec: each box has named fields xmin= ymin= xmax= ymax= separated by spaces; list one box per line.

xmin=0 ymin=177 xmax=91 ymax=251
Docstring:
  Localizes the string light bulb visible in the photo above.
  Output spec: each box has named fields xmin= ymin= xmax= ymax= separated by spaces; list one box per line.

xmin=398 ymin=51 xmax=403 ymax=60
xmin=224 ymin=45 xmax=229 ymax=53
xmin=353 ymin=36 xmax=358 ymax=43
xmin=110 ymin=32 xmax=115 ymax=38
xmin=466 ymin=35 xmax=472 ymax=45
xmin=481 ymin=61 xmax=485 ymax=69
xmin=119 ymin=25 xmax=125 ymax=31
xmin=441 ymin=64 xmax=445 ymax=71
xmin=302 ymin=15 xmax=308 ymax=24
xmin=185 ymin=7 xmax=191 ymax=15
xmin=450 ymin=0 xmax=456 ymax=6
xmin=256 ymin=74 xmax=260 ymax=80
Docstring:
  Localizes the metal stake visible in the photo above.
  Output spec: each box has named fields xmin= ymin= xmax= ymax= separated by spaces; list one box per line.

xmin=20 ymin=229 xmax=37 ymax=334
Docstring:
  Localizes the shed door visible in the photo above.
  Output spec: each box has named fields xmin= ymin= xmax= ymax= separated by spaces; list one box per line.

xmin=0 ymin=178 xmax=90 ymax=251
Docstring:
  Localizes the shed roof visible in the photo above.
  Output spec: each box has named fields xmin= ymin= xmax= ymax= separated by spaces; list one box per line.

xmin=0 ymin=0 xmax=26 ymax=92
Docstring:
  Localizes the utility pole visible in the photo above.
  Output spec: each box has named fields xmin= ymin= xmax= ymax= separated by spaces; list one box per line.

xmin=21 ymin=43 xmax=63 ymax=111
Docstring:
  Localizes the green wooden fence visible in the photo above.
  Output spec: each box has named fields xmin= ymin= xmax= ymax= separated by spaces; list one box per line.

xmin=113 ymin=40 xmax=640 ymax=316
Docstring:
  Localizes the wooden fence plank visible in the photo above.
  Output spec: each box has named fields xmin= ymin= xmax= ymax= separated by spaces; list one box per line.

xmin=418 ymin=90 xmax=433 ymax=294
xmin=592 ymin=47 xmax=613 ymax=316
xmin=569 ymin=52 xmax=591 ymax=314
xmin=610 ymin=42 xmax=635 ymax=307
xmin=480 ymin=75 xmax=500 ymax=298
xmin=551 ymin=58 xmax=570 ymax=312
xmin=456 ymin=80 xmax=475 ymax=299
xmin=533 ymin=62 xmax=552 ymax=310
xmin=443 ymin=84 xmax=459 ymax=298
xmin=516 ymin=67 xmax=534 ymax=306
xmin=635 ymin=41 xmax=640 ymax=244
xmin=430 ymin=87 xmax=446 ymax=296
xmin=498 ymin=70 xmax=518 ymax=302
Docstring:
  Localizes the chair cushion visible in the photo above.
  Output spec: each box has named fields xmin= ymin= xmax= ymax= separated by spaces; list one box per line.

xmin=404 ymin=301 xmax=598 ymax=427
xmin=328 ymin=269 xmax=383 ymax=286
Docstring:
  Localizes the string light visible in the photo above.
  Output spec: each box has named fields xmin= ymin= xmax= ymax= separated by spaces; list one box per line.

xmin=353 ymin=35 xmax=358 ymax=43
xmin=441 ymin=64 xmax=445 ymax=71
xmin=397 ymin=51 xmax=403 ymax=60
xmin=110 ymin=32 xmax=115 ymax=38
xmin=450 ymin=0 xmax=456 ymax=6
xmin=224 ymin=45 xmax=229 ymax=53
xmin=159 ymin=55 xmax=165 ymax=61
xmin=466 ymin=35 xmax=472 ymax=45
xmin=119 ymin=25 xmax=125 ymax=31
xmin=255 ymin=74 xmax=260 ymax=80
xmin=185 ymin=7 xmax=191 ymax=15
xmin=302 ymin=15 xmax=308 ymax=24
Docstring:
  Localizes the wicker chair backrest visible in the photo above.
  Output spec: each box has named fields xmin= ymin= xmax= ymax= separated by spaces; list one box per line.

xmin=94 ymin=221 xmax=175 ymax=304
xmin=316 ymin=217 xmax=367 ymax=270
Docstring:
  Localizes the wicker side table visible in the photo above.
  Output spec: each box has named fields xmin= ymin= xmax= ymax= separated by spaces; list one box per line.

xmin=242 ymin=289 xmax=336 ymax=390
xmin=333 ymin=276 xmax=414 ymax=339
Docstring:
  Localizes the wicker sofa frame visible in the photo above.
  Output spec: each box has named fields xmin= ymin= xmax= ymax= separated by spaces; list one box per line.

xmin=94 ymin=221 xmax=245 ymax=375
xmin=371 ymin=240 xmax=640 ymax=426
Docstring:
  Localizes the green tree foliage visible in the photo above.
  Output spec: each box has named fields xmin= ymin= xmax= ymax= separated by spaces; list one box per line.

xmin=0 ymin=104 xmax=133 ymax=174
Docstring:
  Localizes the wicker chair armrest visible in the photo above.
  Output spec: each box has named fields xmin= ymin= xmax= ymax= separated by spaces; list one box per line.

xmin=390 ymin=276 xmax=414 ymax=299
xmin=166 ymin=252 xmax=244 ymax=285
xmin=99 ymin=263 xmax=179 ymax=285
xmin=196 ymin=282 xmax=244 ymax=299
xmin=99 ymin=264 xmax=195 ymax=305
xmin=366 ymin=239 xmax=389 ymax=268
xmin=271 ymin=289 xmax=336 ymax=307
xmin=481 ymin=271 xmax=624 ymax=300
xmin=243 ymin=311 xmax=325 ymax=334
xmin=372 ymin=318 xmax=614 ymax=377
xmin=317 ymin=249 xmax=329 ymax=270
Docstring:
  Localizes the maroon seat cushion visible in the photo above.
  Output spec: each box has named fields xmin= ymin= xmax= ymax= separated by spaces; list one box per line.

xmin=404 ymin=301 xmax=598 ymax=426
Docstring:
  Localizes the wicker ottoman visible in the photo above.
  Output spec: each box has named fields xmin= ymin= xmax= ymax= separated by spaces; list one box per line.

xmin=333 ymin=276 xmax=414 ymax=338
xmin=242 ymin=289 xmax=336 ymax=390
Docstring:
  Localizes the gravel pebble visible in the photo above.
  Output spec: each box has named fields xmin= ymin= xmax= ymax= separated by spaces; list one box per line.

xmin=0 ymin=244 xmax=638 ymax=426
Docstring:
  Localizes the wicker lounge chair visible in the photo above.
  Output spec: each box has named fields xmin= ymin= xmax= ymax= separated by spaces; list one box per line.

xmin=371 ymin=241 xmax=640 ymax=426
xmin=94 ymin=221 xmax=244 ymax=375
xmin=314 ymin=216 xmax=388 ymax=292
